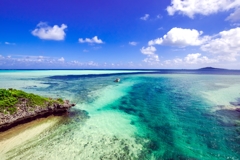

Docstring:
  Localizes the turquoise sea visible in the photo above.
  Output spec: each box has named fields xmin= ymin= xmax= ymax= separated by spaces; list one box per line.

xmin=0 ymin=69 xmax=240 ymax=160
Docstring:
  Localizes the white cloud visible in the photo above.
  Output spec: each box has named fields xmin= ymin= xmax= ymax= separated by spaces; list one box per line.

xmin=140 ymin=14 xmax=150 ymax=20
xmin=231 ymin=23 xmax=240 ymax=27
xmin=79 ymin=36 xmax=104 ymax=44
xmin=129 ymin=41 xmax=138 ymax=46
xmin=140 ymin=46 xmax=160 ymax=65
xmin=148 ymin=27 xmax=210 ymax=47
xmin=140 ymin=46 xmax=156 ymax=55
xmin=226 ymin=8 xmax=240 ymax=22
xmin=184 ymin=53 xmax=217 ymax=64
xmin=83 ymin=49 xmax=89 ymax=52
xmin=5 ymin=42 xmax=16 ymax=45
xmin=173 ymin=58 xmax=183 ymax=64
xmin=32 ymin=22 xmax=67 ymax=40
xmin=70 ymin=60 xmax=83 ymax=66
xmin=58 ymin=57 xmax=65 ymax=62
xmin=36 ymin=56 xmax=44 ymax=62
xmin=143 ymin=54 xmax=160 ymax=64
xmin=164 ymin=53 xmax=217 ymax=65
xmin=201 ymin=27 xmax=240 ymax=61
xmin=0 ymin=55 xmax=53 ymax=66
xmin=156 ymin=14 xmax=162 ymax=19
xmin=0 ymin=55 xmax=105 ymax=68
xmin=167 ymin=0 xmax=240 ymax=18
xmin=88 ymin=61 xmax=98 ymax=66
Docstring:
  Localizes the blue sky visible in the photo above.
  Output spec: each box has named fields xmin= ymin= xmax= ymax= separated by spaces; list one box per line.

xmin=0 ymin=0 xmax=240 ymax=69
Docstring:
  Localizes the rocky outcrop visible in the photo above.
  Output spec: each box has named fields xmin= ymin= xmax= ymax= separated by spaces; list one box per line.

xmin=0 ymin=100 xmax=75 ymax=132
xmin=236 ymin=108 xmax=240 ymax=112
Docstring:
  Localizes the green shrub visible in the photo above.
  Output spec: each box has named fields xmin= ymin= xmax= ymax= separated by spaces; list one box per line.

xmin=57 ymin=98 xmax=64 ymax=104
xmin=0 ymin=88 xmax=64 ymax=114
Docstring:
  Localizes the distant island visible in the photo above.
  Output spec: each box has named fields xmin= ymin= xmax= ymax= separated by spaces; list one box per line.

xmin=198 ymin=67 xmax=227 ymax=70
xmin=0 ymin=88 xmax=75 ymax=131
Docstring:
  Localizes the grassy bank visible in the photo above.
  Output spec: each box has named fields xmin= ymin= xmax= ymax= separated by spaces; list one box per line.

xmin=0 ymin=88 xmax=64 ymax=114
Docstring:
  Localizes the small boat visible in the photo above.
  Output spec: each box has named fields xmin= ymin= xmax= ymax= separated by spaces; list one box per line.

xmin=114 ymin=78 xmax=120 ymax=82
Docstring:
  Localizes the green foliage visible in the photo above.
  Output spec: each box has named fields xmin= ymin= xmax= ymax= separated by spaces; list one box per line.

xmin=0 ymin=88 xmax=64 ymax=115
xmin=57 ymin=98 xmax=64 ymax=104
xmin=0 ymin=89 xmax=18 ymax=113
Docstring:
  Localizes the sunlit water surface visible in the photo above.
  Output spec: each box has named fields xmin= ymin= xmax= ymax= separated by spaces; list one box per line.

xmin=0 ymin=70 xmax=240 ymax=160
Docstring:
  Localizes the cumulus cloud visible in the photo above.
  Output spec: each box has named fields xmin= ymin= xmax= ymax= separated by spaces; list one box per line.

xmin=143 ymin=54 xmax=160 ymax=64
xmin=140 ymin=46 xmax=156 ymax=55
xmin=226 ymin=8 xmax=240 ymax=22
xmin=148 ymin=27 xmax=210 ymax=47
xmin=231 ymin=23 xmax=240 ymax=27
xmin=149 ymin=27 xmax=239 ymax=47
xmin=140 ymin=14 xmax=150 ymax=20
xmin=145 ymin=27 xmax=240 ymax=65
xmin=140 ymin=46 xmax=160 ymax=65
xmin=167 ymin=0 xmax=240 ymax=18
xmin=70 ymin=60 xmax=83 ymax=66
xmin=184 ymin=53 xmax=217 ymax=64
xmin=201 ymin=27 xmax=240 ymax=61
xmin=172 ymin=58 xmax=183 ymax=64
xmin=58 ymin=57 xmax=65 ymax=62
xmin=164 ymin=53 xmax=217 ymax=65
xmin=129 ymin=41 xmax=138 ymax=46
xmin=32 ymin=22 xmax=67 ymax=40
xmin=88 ymin=61 xmax=98 ymax=66
xmin=79 ymin=36 xmax=104 ymax=44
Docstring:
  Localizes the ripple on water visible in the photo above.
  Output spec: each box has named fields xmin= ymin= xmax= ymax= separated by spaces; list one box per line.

xmin=1 ymin=72 xmax=240 ymax=159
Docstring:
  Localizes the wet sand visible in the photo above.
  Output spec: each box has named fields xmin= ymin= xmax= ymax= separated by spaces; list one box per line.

xmin=0 ymin=116 xmax=62 ymax=159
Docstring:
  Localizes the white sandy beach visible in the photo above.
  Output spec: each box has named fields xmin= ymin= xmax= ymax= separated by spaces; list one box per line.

xmin=0 ymin=116 xmax=61 ymax=159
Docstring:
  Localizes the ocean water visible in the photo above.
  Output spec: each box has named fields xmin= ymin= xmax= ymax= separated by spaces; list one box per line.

xmin=0 ymin=70 xmax=240 ymax=160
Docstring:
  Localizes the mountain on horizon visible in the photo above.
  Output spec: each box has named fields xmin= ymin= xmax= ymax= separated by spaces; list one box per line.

xmin=198 ymin=67 xmax=226 ymax=70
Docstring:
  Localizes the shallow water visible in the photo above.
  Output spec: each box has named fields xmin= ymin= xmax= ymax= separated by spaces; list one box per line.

xmin=0 ymin=70 xmax=240 ymax=159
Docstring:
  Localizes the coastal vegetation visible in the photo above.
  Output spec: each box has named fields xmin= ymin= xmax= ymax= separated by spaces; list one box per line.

xmin=0 ymin=88 xmax=64 ymax=114
xmin=0 ymin=88 xmax=75 ymax=131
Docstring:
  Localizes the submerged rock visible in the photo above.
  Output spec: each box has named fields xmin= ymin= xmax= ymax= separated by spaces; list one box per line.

xmin=230 ymin=98 xmax=240 ymax=106
xmin=230 ymin=102 xmax=240 ymax=106
xmin=236 ymin=108 xmax=240 ymax=112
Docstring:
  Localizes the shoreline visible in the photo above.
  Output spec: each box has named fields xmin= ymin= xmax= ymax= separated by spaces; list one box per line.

xmin=0 ymin=111 xmax=70 ymax=132
xmin=0 ymin=116 xmax=63 ymax=159
xmin=0 ymin=88 xmax=76 ymax=132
